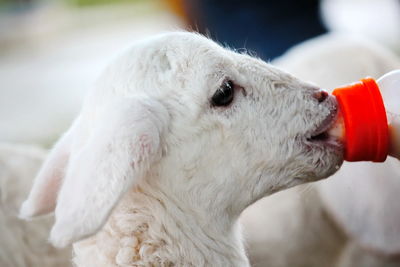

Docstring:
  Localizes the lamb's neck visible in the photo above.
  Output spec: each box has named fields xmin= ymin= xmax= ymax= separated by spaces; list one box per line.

xmin=150 ymin=190 xmax=249 ymax=266
xmin=74 ymin=188 xmax=250 ymax=267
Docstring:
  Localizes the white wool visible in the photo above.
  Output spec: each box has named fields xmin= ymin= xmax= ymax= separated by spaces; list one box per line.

xmin=0 ymin=143 xmax=70 ymax=267
xmin=20 ymin=32 xmax=343 ymax=266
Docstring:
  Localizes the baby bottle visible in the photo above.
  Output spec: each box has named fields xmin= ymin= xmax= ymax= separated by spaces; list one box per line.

xmin=328 ymin=70 xmax=400 ymax=162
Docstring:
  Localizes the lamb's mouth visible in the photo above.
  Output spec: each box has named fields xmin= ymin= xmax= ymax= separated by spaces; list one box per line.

xmin=306 ymin=101 xmax=340 ymax=147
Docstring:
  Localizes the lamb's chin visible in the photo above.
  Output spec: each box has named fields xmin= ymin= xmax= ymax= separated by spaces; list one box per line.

xmin=312 ymin=147 xmax=344 ymax=180
xmin=292 ymin=143 xmax=343 ymax=184
xmin=298 ymin=130 xmax=344 ymax=180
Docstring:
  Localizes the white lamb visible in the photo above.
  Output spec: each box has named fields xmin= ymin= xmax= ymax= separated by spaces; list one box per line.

xmin=19 ymin=32 xmax=343 ymax=266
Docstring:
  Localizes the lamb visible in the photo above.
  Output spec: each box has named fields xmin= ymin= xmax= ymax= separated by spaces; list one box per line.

xmin=19 ymin=32 xmax=343 ymax=266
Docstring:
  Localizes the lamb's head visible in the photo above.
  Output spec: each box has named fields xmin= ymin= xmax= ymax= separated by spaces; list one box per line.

xmin=20 ymin=32 xmax=343 ymax=247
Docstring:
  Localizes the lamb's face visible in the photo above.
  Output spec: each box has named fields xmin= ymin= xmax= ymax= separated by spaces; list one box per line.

xmin=90 ymin=32 xmax=343 ymax=213
xmin=20 ymin=32 xmax=343 ymax=247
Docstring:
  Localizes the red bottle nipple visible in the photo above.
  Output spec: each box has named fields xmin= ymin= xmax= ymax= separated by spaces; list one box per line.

xmin=332 ymin=78 xmax=389 ymax=162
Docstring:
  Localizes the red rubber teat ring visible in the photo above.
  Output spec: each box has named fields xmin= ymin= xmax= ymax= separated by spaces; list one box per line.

xmin=332 ymin=78 xmax=389 ymax=162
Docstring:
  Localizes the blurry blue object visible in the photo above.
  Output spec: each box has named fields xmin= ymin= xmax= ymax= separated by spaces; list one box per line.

xmin=184 ymin=0 xmax=326 ymax=60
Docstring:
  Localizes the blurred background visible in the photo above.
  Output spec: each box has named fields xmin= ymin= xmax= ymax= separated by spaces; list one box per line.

xmin=0 ymin=0 xmax=399 ymax=146
xmin=0 ymin=0 xmax=182 ymax=146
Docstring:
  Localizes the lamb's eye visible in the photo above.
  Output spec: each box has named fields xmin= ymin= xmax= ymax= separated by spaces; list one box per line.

xmin=211 ymin=80 xmax=235 ymax=107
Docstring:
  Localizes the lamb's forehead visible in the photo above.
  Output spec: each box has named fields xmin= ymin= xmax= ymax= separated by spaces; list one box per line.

xmin=148 ymin=33 xmax=238 ymax=81
xmin=128 ymin=32 xmax=287 ymax=84
xmin=94 ymin=32 xmax=297 ymax=105
xmin=141 ymin=32 xmax=299 ymax=81
xmin=143 ymin=32 xmax=226 ymax=60
xmin=96 ymin=33 xmax=234 ymax=94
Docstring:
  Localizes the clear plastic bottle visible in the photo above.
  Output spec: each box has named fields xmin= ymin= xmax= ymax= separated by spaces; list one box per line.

xmin=378 ymin=70 xmax=400 ymax=159
xmin=328 ymin=69 xmax=400 ymax=162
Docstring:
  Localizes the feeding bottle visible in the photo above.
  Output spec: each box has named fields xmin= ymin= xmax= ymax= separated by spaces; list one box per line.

xmin=328 ymin=69 xmax=400 ymax=162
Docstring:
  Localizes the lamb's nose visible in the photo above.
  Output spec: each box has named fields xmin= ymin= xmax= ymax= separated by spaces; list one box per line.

xmin=313 ymin=90 xmax=329 ymax=103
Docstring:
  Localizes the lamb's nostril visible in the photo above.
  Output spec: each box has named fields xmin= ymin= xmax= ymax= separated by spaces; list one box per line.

xmin=313 ymin=90 xmax=329 ymax=103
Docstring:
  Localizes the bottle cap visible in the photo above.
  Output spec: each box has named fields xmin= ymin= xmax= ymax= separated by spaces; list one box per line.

xmin=332 ymin=78 xmax=389 ymax=162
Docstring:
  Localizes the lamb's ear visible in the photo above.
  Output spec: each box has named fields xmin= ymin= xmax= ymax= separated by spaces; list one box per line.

xmin=318 ymin=159 xmax=400 ymax=256
xmin=49 ymin=97 xmax=169 ymax=248
xmin=19 ymin=119 xmax=79 ymax=219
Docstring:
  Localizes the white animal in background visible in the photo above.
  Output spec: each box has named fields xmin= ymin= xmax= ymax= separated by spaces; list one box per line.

xmin=242 ymin=34 xmax=400 ymax=267
xmin=19 ymin=32 xmax=343 ymax=266
xmin=320 ymin=0 xmax=400 ymax=53
xmin=0 ymin=143 xmax=70 ymax=267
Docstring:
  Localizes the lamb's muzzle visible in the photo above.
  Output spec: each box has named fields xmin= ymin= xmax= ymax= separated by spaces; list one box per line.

xmin=20 ymin=32 xmax=343 ymax=266
xmin=306 ymin=94 xmax=339 ymax=142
